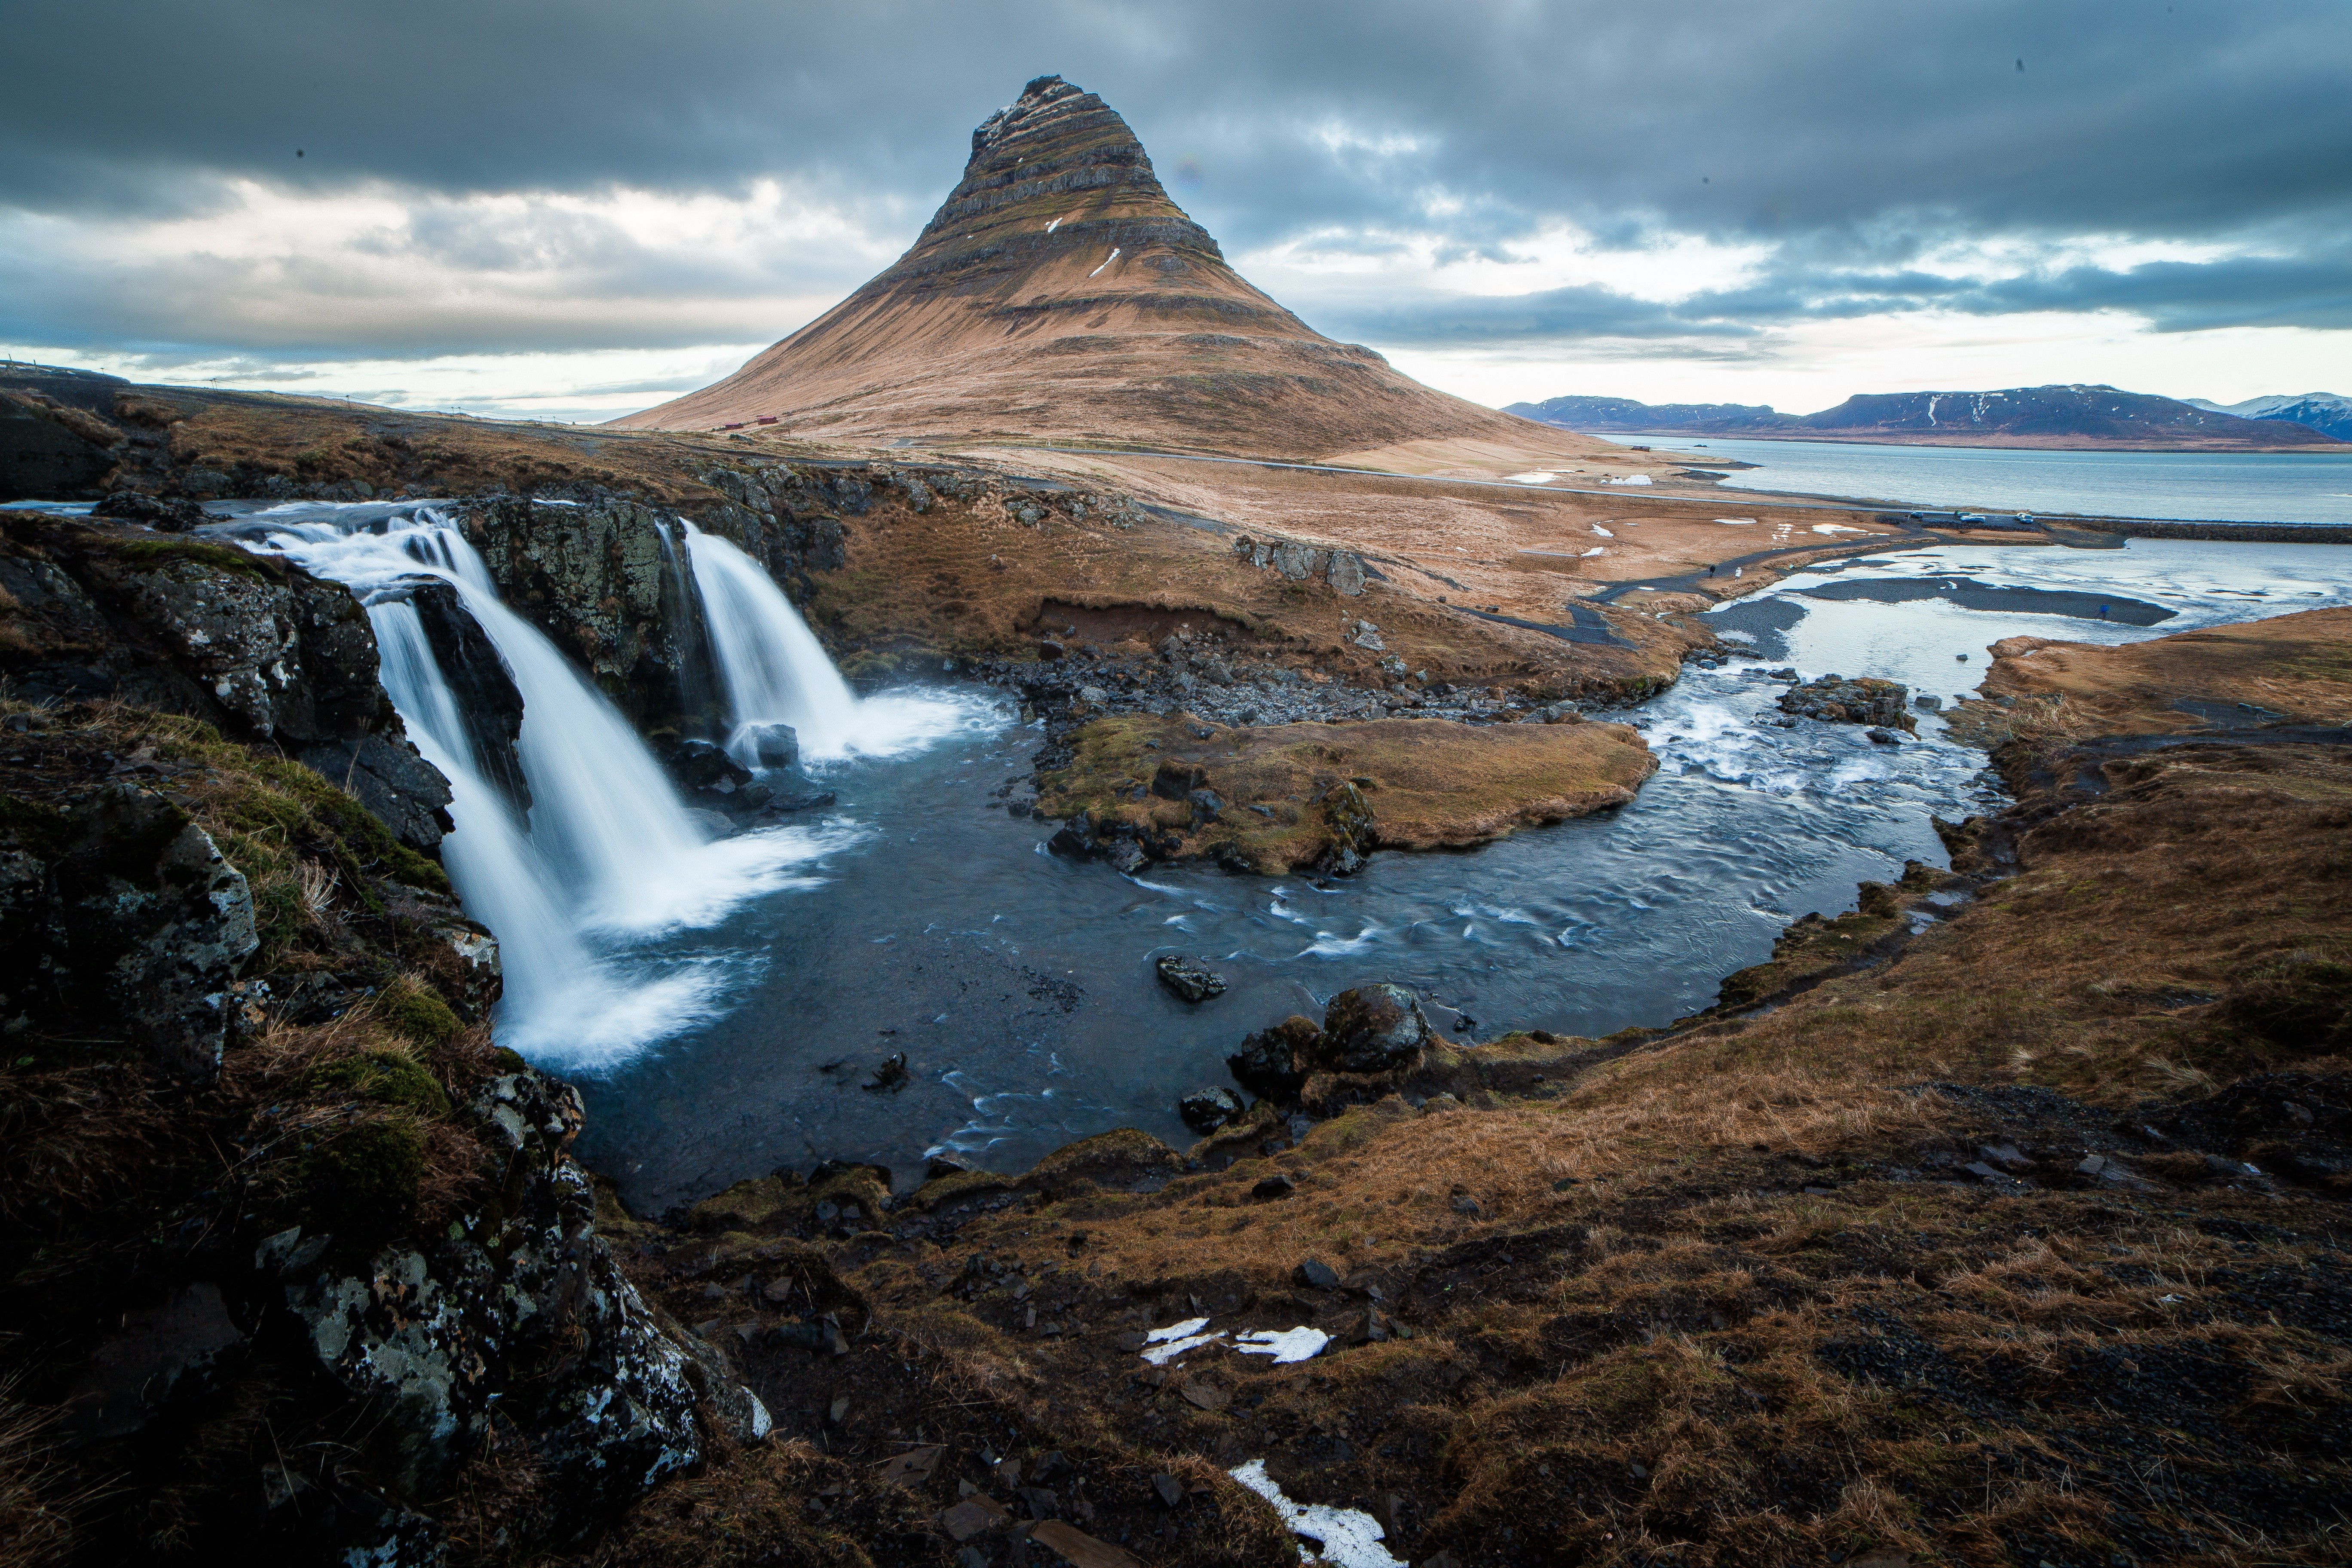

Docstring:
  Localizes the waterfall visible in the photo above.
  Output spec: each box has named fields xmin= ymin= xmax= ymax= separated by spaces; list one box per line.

xmin=680 ymin=519 xmax=974 ymax=763
xmin=230 ymin=503 xmax=837 ymax=1066
xmin=680 ymin=521 xmax=862 ymax=760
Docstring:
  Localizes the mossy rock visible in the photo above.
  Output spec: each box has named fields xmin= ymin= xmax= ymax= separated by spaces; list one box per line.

xmin=1023 ymin=1127 xmax=1182 ymax=1193
xmin=689 ymin=1175 xmax=801 ymax=1234
xmin=377 ymin=978 xmax=461 ymax=1047
xmin=112 ymin=538 xmax=272 ymax=580
xmin=303 ymin=1115 xmax=426 ymax=1239
xmin=901 ymin=1167 xmax=1017 ymax=1214
xmin=307 ymin=1049 xmax=451 ymax=1117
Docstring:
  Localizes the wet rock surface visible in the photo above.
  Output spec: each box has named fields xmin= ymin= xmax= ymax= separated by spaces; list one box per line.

xmin=1155 ymin=954 xmax=1228 ymax=1003
xmin=1777 ymin=673 xmax=1916 ymax=730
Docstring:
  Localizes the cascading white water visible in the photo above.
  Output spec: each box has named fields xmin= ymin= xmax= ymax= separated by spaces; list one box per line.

xmin=233 ymin=503 xmax=841 ymax=1065
xmin=680 ymin=519 xmax=973 ymax=763
xmin=681 ymin=521 xmax=861 ymax=760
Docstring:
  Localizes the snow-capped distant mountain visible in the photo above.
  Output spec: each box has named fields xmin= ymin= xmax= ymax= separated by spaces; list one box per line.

xmin=2184 ymin=392 xmax=2352 ymax=439
xmin=1510 ymin=384 xmax=2343 ymax=449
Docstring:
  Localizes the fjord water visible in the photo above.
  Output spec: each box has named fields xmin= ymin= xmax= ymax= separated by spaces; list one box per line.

xmin=1600 ymin=435 xmax=2352 ymax=524
xmin=574 ymin=535 xmax=2352 ymax=1213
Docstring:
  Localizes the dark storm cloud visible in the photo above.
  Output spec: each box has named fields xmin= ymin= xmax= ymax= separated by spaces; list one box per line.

xmin=5 ymin=0 xmax=2349 ymax=357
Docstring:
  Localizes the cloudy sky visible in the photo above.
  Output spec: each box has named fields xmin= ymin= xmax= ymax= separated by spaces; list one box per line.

xmin=6 ymin=1 xmax=2347 ymax=423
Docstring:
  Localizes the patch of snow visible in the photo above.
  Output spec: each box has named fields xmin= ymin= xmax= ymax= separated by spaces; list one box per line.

xmin=1591 ymin=525 xmax=1614 ymax=537
xmin=1609 ymin=474 xmax=1653 ymax=486
xmin=1141 ymin=1316 xmax=1224 ymax=1365
xmin=1145 ymin=1317 xmax=1211 ymax=1343
xmin=1715 ymin=518 xmax=1757 ymax=526
xmin=1229 ymin=1461 xmax=1406 ymax=1568
xmin=1088 ymin=247 xmax=1122 ymax=278
xmin=1810 ymin=523 xmax=1865 ymax=535
xmin=1580 ymin=546 xmax=1605 ymax=557
xmin=1234 ymin=1327 xmax=1330 ymax=1363
xmin=1504 ymin=470 xmax=1557 ymax=484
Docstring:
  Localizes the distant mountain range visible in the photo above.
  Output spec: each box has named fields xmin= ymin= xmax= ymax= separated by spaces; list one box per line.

xmin=1505 ymin=384 xmax=2351 ymax=450
xmin=2183 ymin=392 xmax=2352 ymax=441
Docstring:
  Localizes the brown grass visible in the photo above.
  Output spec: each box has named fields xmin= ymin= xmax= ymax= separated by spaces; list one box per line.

xmin=1037 ymin=710 xmax=1657 ymax=870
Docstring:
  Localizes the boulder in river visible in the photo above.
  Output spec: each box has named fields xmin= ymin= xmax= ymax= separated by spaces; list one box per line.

xmin=1179 ymin=1085 xmax=1246 ymax=1132
xmin=1156 ymin=953 xmax=1228 ymax=1002
xmin=1317 ymin=983 xmax=1430 ymax=1074
xmin=735 ymin=720 xmax=801 ymax=769
xmin=1778 ymin=675 xmax=1916 ymax=730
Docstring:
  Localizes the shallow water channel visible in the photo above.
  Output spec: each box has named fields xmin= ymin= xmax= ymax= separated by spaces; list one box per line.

xmin=577 ymin=535 xmax=2352 ymax=1213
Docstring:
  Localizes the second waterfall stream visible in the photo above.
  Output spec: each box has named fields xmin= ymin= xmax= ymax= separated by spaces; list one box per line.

xmin=227 ymin=500 xmax=982 ymax=1066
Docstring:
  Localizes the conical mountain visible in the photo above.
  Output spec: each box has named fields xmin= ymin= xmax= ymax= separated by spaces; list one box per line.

xmin=615 ymin=75 xmax=1538 ymax=458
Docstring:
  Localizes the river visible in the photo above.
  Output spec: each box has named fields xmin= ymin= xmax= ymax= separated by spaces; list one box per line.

xmin=573 ymin=534 xmax=2352 ymax=1212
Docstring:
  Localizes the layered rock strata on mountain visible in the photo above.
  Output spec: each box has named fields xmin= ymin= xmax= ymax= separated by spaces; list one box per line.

xmin=616 ymin=76 xmax=1543 ymax=457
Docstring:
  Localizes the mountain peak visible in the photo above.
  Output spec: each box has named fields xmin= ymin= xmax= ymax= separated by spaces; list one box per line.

xmin=897 ymin=75 xmax=1224 ymax=293
xmin=615 ymin=77 xmax=1537 ymax=457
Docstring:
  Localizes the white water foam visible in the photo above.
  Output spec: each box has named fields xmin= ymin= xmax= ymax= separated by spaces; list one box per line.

xmin=230 ymin=504 xmax=861 ymax=1066
xmin=681 ymin=520 xmax=977 ymax=764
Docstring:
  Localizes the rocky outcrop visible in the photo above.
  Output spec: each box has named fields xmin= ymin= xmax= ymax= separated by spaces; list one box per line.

xmin=0 ymin=784 xmax=258 ymax=1081
xmin=1225 ymin=986 xmax=1432 ymax=1099
xmin=0 ymin=386 xmax=125 ymax=499
xmin=0 ymin=512 xmax=455 ymax=853
xmin=1777 ymin=674 xmax=1915 ymax=730
xmin=270 ymin=1069 xmax=763 ymax=1537
xmin=3 ymin=690 xmax=763 ymax=1565
xmin=687 ymin=462 xmax=858 ymax=605
xmin=399 ymin=578 xmax=531 ymax=812
xmin=1318 ymin=983 xmax=1432 ymax=1074
xmin=457 ymin=495 xmax=716 ymax=731
xmin=1231 ymin=534 xmax=1371 ymax=596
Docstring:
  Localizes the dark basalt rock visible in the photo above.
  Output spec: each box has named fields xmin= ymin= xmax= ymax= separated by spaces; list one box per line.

xmin=1779 ymin=674 xmax=1916 ymax=731
xmin=0 ymin=388 xmax=122 ymax=499
xmin=397 ymin=577 xmax=531 ymax=814
xmin=1156 ymin=953 xmax=1228 ymax=1003
xmin=1179 ymin=1085 xmax=1246 ymax=1132
xmin=2 ymin=784 xmax=258 ymax=1082
xmin=271 ymin=1067 xmax=764 ymax=1524
xmin=735 ymin=720 xmax=801 ymax=769
xmin=1228 ymin=1014 xmax=1322 ymax=1096
xmin=92 ymin=491 xmax=206 ymax=530
xmin=1 ymin=511 xmax=456 ymax=854
xmin=1317 ymin=983 xmax=1431 ymax=1075
xmin=459 ymin=493 xmax=725 ymax=734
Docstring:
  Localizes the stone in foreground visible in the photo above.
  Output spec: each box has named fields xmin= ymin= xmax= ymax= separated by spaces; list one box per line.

xmin=1318 ymin=983 xmax=1431 ymax=1074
